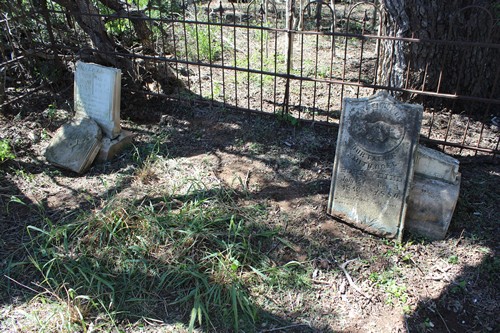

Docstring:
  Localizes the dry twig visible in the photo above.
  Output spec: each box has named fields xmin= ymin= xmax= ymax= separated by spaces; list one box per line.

xmin=338 ymin=258 xmax=372 ymax=301
xmin=4 ymin=275 xmax=39 ymax=294
xmin=260 ymin=323 xmax=311 ymax=332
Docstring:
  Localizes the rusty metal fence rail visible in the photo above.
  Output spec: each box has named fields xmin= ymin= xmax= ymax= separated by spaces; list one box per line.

xmin=0 ymin=0 xmax=498 ymax=156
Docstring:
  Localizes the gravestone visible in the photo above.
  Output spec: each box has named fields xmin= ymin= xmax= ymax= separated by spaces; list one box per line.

xmin=74 ymin=61 xmax=121 ymax=139
xmin=405 ymin=146 xmax=461 ymax=240
xmin=327 ymin=91 xmax=423 ymax=241
xmin=46 ymin=62 xmax=133 ymax=173
xmin=74 ymin=61 xmax=134 ymax=161
xmin=45 ymin=117 xmax=102 ymax=174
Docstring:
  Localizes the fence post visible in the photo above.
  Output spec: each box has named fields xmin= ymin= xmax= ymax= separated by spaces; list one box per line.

xmin=283 ymin=0 xmax=296 ymax=115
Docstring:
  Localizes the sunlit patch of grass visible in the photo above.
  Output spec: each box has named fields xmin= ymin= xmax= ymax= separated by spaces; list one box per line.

xmin=0 ymin=139 xmax=15 ymax=163
xmin=8 ymin=182 xmax=309 ymax=331
xmin=369 ymin=267 xmax=410 ymax=313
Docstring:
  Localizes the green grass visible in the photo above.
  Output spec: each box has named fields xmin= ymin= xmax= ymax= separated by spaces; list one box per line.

xmin=0 ymin=139 xmax=15 ymax=163
xmin=5 ymin=183 xmax=308 ymax=332
xmin=185 ymin=24 xmax=222 ymax=62
xmin=369 ymin=268 xmax=410 ymax=312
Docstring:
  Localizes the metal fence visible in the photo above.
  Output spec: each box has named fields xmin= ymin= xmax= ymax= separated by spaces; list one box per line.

xmin=1 ymin=0 xmax=499 ymax=156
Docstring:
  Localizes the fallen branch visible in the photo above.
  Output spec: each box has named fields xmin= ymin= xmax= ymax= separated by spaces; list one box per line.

xmin=338 ymin=258 xmax=372 ymax=301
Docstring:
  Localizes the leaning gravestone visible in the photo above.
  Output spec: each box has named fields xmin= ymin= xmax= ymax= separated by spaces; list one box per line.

xmin=45 ymin=117 xmax=102 ymax=174
xmin=74 ymin=61 xmax=121 ymax=139
xmin=327 ymin=91 xmax=423 ymax=241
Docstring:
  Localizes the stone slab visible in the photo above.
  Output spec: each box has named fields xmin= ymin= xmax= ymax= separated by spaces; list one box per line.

xmin=74 ymin=61 xmax=121 ymax=139
xmin=327 ymin=91 xmax=423 ymax=241
xmin=45 ymin=117 xmax=102 ymax=174
xmin=414 ymin=145 xmax=460 ymax=184
xmin=405 ymin=174 xmax=461 ymax=240
xmin=96 ymin=130 xmax=135 ymax=162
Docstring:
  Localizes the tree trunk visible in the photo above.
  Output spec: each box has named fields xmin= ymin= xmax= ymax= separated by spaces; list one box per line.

xmin=378 ymin=0 xmax=499 ymax=107
xmin=52 ymin=0 xmax=179 ymax=90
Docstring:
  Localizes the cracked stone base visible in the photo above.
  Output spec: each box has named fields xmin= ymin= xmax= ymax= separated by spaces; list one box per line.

xmin=97 ymin=130 xmax=135 ymax=162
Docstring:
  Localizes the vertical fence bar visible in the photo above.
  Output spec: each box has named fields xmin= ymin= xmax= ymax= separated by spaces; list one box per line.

xmin=218 ymin=2 xmax=226 ymax=107
xmin=282 ymin=0 xmax=295 ymax=115
xmin=246 ymin=7 xmax=251 ymax=111
xmin=194 ymin=4 xmax=204 ymax=99
xmin=181 ymin=2 xmax=192 ymax=94
xmin=232 ymin=6 xmax=238 ymax=109
xmin=207 ymin=2 xmax=215 ymax=103
xmin=272 ymin=5 xmax=279 ymax=115
xmin=259 ymin=13 xmax=264 ymax=112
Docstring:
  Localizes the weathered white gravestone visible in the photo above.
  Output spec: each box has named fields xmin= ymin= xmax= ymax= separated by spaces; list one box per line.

xmin=74 ymin=61 xmax=121 ymax=139
xmin=327 ymin=91 xmax=423 ymax=241
xmin=74 ymin=61 xmax=134 ymax=161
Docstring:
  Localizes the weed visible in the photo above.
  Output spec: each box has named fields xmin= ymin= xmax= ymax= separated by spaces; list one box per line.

xmin=0 ymin=139 xmax=15 ymax=163
xmin=276 ymin=112 xmax=299 ymax=127
xmin=248 ymin=142 xmax=265 ymax=154
xmin=46 ymin=103 xmax=57 ymax=121
xmin=451 ymin=280 xmax=467 ymax=293
xmin=14 ymin=168 xmax=35 ymax=182
xmin=448 ymin=255 xmax=459 ymax=264
xmin=186 ymin=24 xmax=222 ymax=62
xmin=370 ymin=267 xmax=409 ymax=310
xmin=213 ymin=81 xmax=222 ymax=97
xmin=40 ymin=128 xmax=49 ymax=141
xmin=424 ymin=317 xmax=435 ymax=328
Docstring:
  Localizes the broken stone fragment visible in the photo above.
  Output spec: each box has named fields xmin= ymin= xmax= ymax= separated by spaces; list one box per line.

xmin=405 ymin=146 xmax=461 ymax=240
xmin=44 ymin=117 xmax=102 ymax=174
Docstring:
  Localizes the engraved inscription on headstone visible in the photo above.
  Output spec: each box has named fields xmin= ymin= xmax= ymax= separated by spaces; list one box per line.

xmin=327 ymin=92 xmax=423 ymax=241
xmin=74 ymin=61 xmax=121 ymax=139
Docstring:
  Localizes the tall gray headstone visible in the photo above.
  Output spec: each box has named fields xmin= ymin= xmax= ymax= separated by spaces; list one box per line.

xmin=327 ymin=91 xmax=423 ymax=241
xmin=74 ymin=61 xmax=121 ymax=139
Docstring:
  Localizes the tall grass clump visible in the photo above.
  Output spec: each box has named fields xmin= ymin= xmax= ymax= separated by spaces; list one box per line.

xmin=185 ymin=24 xmax=222 ymax=62
xmin=0 ymin=139 xmax=15 ymax=163
xmin=22 ymin=184 xmax=282 ymax=332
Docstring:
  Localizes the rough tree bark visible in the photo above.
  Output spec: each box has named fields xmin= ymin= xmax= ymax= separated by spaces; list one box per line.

xmin=51 ymin=0 xmax=179 ymax=89
xmin=53 ymin=0 xmax=127 ymax=68
xmin=378 ymin=0 xmax=499 ymax=106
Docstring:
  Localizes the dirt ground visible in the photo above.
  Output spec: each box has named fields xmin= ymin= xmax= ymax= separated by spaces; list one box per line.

xmin=0 ymin=89 xmax=499 ymax=332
